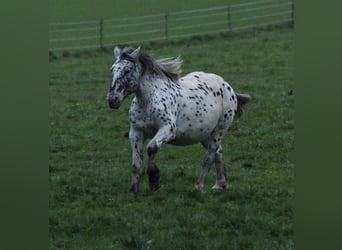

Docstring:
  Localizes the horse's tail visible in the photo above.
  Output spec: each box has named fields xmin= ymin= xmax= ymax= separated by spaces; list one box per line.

xmin=235 ymin=93 xmax=251 ymax=119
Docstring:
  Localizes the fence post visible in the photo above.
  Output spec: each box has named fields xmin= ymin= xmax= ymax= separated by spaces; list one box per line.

xmin=164 ymin=11 xmax=169 ymax=43
xmin=291 ymin=0 xmax=294 ymax=28
xmin=99 ymin=18 xmax=104 ymax=49
xmin=227 ymin=4 xmax=232 ymax=33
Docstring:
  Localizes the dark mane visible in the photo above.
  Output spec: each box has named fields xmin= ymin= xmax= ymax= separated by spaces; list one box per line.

xmin=121 ymin=47 xmax=182 ymax=81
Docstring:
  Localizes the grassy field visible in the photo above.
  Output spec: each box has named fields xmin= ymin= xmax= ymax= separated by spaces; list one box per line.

xmin=49 ymin=26 xmax=294 ymax=249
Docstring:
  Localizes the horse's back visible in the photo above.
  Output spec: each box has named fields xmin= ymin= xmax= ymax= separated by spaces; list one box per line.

xmin=181 ymin=71 xmax=224 ymax=87
xmin=180 ymin=71 xmax=237 ymax=111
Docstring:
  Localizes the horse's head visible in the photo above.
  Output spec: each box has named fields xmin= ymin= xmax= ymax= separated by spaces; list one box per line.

xmin=107 ymin=46 xmax=142 ymax=109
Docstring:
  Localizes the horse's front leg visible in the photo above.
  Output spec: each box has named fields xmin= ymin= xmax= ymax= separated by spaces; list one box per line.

xmin=129 ymin=127 xmax=145 ymax=194
xmin=146 ymin=124 xmax=176 ymax=191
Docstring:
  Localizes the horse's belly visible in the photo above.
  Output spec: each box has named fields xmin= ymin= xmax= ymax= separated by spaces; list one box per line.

xmin=170 ymin=117 xmax=219 ymax=145
xmin=172 ymin=94 xmax=223 ymax=145
xmin=169 ymin=133 xmax=209 ymax=146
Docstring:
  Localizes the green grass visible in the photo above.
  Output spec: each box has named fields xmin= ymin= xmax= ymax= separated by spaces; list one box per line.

xmin=49 ymin=28 xmax=294 ymax=249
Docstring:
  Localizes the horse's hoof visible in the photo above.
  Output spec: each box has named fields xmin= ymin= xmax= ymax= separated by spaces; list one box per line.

xmin=211 ymin=184 xmax=226 ymax=190
xmin=147 ymin=168 xmax=161 ymax=191
xmin=212 ymin=178 xmax=229 ymax=190
xmin=129 ymin=184 xmax=139 ymax=194
xmin=212 ymin=182 xmax=229 ymax=190
xmin=149 ymin=181 xmax=161 ymax=191
xmin=212 ymin=184 xmax=222 ymax=190
xmin=193 ymin=183 xmax=204 ymax=192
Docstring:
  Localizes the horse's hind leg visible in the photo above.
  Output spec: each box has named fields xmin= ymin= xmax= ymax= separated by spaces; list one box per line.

xmin=212 ymin=146 xmax=228 ymax=190
xmin=195 ymin=147 xmax=215 ymax=191
xmin=196 ymin=143 xmax=227 ymax=191
xmin=197 ymin=118 xmax=231 ymax=191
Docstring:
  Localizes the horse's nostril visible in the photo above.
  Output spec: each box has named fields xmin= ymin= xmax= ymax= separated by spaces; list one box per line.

xmin=108 ymin=96 xmax=121 ymax=109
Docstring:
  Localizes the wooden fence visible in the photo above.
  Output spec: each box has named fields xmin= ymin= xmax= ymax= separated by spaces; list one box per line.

xmin=49 ymin=0 xmax=294 ymax=51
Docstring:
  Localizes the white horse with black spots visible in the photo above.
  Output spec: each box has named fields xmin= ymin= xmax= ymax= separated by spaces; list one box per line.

xmin=107 ymin=46 xmax=251 ymax=193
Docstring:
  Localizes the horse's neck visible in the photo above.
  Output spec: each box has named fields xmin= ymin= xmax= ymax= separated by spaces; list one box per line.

xmin=136 ymin=74 xmax=167 ymax=103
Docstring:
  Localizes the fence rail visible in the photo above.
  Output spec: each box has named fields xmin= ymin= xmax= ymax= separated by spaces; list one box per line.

xmin=49 ymin=0 xmax=294 ymax=51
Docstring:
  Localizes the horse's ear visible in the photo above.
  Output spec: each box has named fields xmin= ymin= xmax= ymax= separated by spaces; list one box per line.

xmin=114 ymin=46 xmax=121 ymax=59
xmin=129 ymin=46 xmax=141 ymax=60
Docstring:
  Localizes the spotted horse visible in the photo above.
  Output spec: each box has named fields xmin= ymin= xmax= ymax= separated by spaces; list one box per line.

xmin=107 ymin=46 xmax=251 ymax=193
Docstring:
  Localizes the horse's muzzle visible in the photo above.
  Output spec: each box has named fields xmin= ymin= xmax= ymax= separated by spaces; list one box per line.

xmin=107 ymin=96 xmax=121 ymax=109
